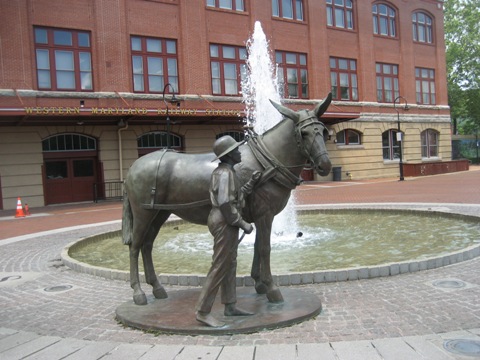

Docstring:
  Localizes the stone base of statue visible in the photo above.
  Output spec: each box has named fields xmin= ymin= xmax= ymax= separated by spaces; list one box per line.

xmin=116 ymin=287 xmax=322 ymax=335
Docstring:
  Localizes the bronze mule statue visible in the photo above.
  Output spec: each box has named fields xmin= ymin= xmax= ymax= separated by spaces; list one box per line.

xmin=123 ymin=93 xmax=333 ymax=305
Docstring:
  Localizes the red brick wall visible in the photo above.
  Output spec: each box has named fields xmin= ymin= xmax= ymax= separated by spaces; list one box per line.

xmin=0 ymin=0 xmax=448 ymax=107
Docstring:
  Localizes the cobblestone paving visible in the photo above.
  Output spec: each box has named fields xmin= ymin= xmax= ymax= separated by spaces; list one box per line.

xmin=1 ymin=169 xmax=479 ymax=356
xmin=1 ymin=205 xmax=479 ymax=348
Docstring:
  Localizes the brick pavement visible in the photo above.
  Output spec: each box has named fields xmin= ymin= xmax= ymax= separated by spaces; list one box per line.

xmin=1 ymin=166 xmax=479 ymax=240
xmin=295 ymin=166 xmax=480 ymax=205
xmin=0 ymin=168 xmax=479 ymax=359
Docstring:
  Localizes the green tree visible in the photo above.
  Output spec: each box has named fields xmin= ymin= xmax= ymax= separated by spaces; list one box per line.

xmin=444 ymin=0 xmax=480 ymax=134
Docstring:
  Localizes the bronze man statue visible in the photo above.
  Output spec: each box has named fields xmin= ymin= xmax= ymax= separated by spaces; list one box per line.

xmin=195 ymin=135 xmax=260 ymax=327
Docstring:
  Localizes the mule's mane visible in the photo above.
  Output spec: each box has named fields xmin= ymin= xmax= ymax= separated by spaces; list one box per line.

xmin=261 ymin=116 xmax=292 ymax=136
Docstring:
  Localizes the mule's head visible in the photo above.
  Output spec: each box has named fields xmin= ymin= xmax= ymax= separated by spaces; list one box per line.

xmin=270 ymin=93 xmax=332 ymax=176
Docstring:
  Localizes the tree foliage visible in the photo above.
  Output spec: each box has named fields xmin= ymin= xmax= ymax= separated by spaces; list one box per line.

xmin=444 ymin=0 xmax=480 ymax=134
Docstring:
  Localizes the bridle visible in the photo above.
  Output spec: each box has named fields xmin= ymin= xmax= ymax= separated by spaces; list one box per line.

xmin=294 ymin=114 xmax=329 ymax=168
xmin=247 ymin=114 xmax=329 ymax=189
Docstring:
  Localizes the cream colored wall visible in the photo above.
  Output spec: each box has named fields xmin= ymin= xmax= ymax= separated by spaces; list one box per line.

xmin=0 ymin=125 xmax=122 ymax=209
xmin=0 ymin=128 xmax=44 ymax=209
xmin=315 ymin=113 xmax=452 ymax=181
xmin=0 ymin=118 xmax=452 ymax=210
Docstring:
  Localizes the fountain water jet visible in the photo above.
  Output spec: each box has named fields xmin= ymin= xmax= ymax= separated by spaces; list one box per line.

xmin=242 ymin=21 xmax=298 ymax=236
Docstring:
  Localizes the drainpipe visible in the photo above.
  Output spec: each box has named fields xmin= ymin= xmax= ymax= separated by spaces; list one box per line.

xmin=117 ymin=120 xmax=129 ymax=182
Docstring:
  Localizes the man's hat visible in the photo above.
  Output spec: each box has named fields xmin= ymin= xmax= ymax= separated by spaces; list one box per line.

xmin=212 ymin=135 xmax=244 ymax=161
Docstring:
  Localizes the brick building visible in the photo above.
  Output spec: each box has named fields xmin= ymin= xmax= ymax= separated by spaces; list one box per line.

xmin=0 ymin=0 xmax=452 ymax=209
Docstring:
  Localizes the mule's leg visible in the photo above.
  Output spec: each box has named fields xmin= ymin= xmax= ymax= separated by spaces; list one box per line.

xmin=251 ymin=234 xmax=267 ymax=294
xmin=141 ymin=211 xmax=170 ymax=299
xmin=253 ymin=215 xmax=284 ymax=303
xmin=129 ymin=240 xmax=147 ymax=305
xmin=129 ymin=210 xmax=158 ymax=305
xmin=251 ymin=215 xmax=273 ymax=295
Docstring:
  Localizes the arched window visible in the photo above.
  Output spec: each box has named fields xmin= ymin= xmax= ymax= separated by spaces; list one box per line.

xmin=336 ymin=129 xmax=361 ymax=145
xmin=412 ymin=12 xmax=433 ymax=44
xmin=216 ymin=131 xmax=245 ymax=142
xmin=42 ymin=133 xmax=96 ymax=151
xmin=421 ymin=129 xmax=439 ymax=158
xmin=382 ymin=129 xmax=402 ymax=160
xmin=372 ymin=3 xmax=396 ymax=38
xmin=137 ymin=131 xmax=182 ymax=156
xmin=326 ymin=0 xmax=354 ymax=30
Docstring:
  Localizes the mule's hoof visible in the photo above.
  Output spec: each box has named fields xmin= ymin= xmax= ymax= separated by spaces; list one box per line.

xmin=153 ymin=286 xmax=168 ymax=299
xmin=254 ymin=282 xmax=268 ymax=294
xmin=133 ymin=293 xmax=148 ymax=305
xmin=267 ymin=288 xmax=284 ymax=303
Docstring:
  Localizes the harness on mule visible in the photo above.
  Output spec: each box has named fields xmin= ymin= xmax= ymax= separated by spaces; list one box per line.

xmin=140 ymin=149 xmax=211 ymax=210
xmin=139 ymin=117 xmax=320 ymax=210
xmin=246 ymin=114 xmax=325 ymax=190
xmin=247 ymin=135 xmax=302 ymax=190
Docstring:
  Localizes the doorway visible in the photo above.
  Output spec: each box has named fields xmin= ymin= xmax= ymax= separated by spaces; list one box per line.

xmin=42 ymin=134 xmax=99 ymax=205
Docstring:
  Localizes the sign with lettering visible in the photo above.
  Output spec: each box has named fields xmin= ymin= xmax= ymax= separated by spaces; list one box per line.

xmin=22 ymin=106 xmax=244 ymax=117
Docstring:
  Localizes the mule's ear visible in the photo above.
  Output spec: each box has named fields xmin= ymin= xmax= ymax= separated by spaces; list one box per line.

xmin=314 ymin=92 xmax=332 ymax=118
xmin=270 ymin=99 xmax=300 ymax=122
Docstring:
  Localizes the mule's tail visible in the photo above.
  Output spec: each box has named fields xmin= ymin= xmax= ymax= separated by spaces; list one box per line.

xmin=122 ymin=193 xmax=133 ymax=245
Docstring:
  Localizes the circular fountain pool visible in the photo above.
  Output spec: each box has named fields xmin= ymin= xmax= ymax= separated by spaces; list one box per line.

xmin=64 ymin=209 xmax=480 ymax=282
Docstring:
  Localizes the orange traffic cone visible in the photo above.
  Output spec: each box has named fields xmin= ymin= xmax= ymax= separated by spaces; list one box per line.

xmin=24 ymin=203 xmax=30 ymax=216
xmin=15 ymin=197 xmax=26 ymax=218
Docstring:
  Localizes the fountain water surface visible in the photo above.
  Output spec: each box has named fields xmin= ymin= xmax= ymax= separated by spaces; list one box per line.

xmin=70 ymin=210 xmax=480 ymax=275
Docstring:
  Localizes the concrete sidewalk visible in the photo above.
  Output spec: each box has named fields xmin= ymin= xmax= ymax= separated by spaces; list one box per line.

xmin=2 ymin=326 xmax=479 ymax=359
xmin=1 ymin=168 xmax=480 ymax=359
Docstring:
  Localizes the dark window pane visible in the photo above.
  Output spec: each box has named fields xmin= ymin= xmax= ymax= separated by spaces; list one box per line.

xmin=46 ymin=161 xmax=68 ymax=179
xmin=73 ymin=159 xmax=94 ymax=177
xmin=87 ymin=137 xmax=96 ymax=149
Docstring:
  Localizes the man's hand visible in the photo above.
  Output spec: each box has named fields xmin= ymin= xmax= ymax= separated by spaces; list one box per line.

xmin=251 ymin=170 xmax=261 ymax=182
xmin=238 ymin=220 xmax=254 ymax=234
xmin=243 ymin=223 xmax=254 ymax=234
